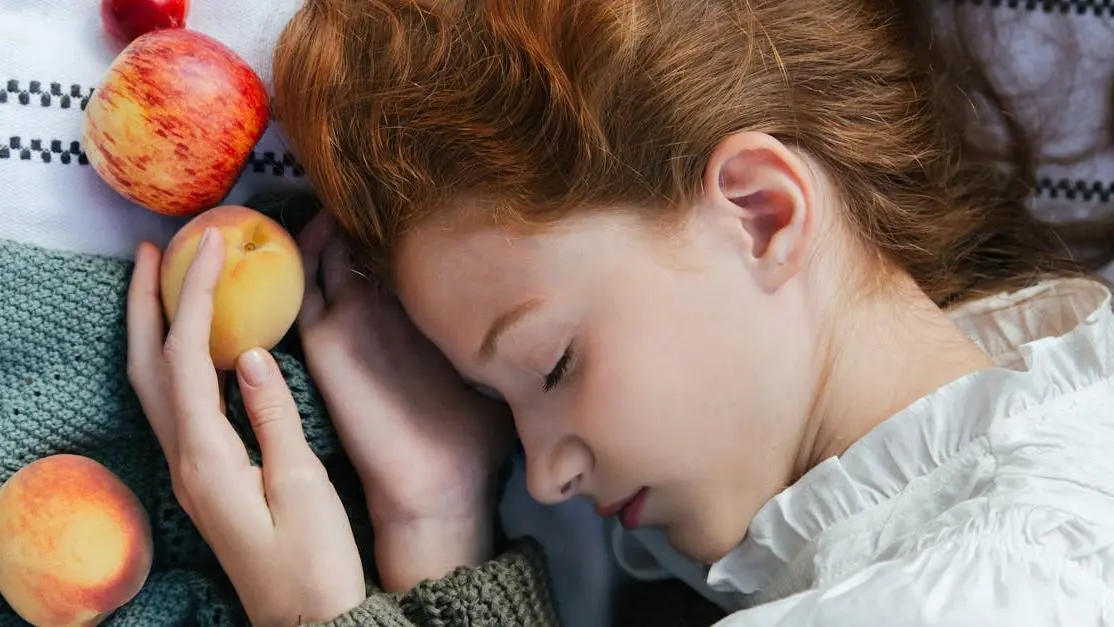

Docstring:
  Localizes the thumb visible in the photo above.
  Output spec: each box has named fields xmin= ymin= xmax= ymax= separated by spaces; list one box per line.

xmin=235 ymin=348 xmax=315 ymax=471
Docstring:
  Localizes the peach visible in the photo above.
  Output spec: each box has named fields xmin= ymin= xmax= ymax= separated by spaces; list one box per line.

xmin=160 ymin=204 xmax=305 ymax=371
xmin=0 ymin=455 xmax=153 ymax=627
xmin=82 ymin=28 xmax=269 ymax=216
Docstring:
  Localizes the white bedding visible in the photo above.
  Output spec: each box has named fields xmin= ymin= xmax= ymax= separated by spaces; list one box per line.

xmin=1 ymin=1 xmax=1110 ymax=626
xmin=0 ymin=0 xmax=308 ymax=259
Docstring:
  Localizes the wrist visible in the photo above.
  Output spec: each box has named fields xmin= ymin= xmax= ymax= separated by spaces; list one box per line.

xmin=372 ymin=514 xmax=494 ymax=592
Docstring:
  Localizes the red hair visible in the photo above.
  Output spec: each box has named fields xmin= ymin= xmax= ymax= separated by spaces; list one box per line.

xmin=272 ymin=0 xmax=1113 ymax=305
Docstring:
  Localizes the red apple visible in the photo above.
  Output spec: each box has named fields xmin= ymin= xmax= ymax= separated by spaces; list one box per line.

xmin=82 ymin=29 xmax=269 ymax=217
xmin=102 ymin=0 xmax=190 ymax=44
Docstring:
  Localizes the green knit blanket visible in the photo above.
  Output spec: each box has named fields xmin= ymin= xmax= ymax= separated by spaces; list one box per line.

xmin=0 ymin=226 xmax=386 ymax=625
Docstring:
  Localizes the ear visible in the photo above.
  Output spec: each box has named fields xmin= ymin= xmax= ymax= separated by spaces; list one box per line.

xmin=702 ymin=132 xmax=813 ymax=291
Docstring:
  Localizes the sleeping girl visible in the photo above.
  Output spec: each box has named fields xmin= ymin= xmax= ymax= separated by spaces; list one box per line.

xmin=123 ymin=0 xmax=1114 ymax=624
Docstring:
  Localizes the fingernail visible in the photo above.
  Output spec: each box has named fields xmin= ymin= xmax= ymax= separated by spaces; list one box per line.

xmin=199 ymin=227 xmax=219 ymax=250
xmin=238 ymin=348 xmax=271 ymax=386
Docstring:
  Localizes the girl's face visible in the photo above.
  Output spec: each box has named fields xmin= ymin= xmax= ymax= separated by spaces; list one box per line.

xmin=393 ymin=134 xmax=831 ymax=563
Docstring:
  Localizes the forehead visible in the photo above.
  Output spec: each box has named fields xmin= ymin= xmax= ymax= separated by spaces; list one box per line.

xmin=395 ymin=220 xmax=539 ymax=309
xmin=391 ymin=208 xmax=665 ymax=329
xmin=388 ymin=213 xmax=560 ymax=371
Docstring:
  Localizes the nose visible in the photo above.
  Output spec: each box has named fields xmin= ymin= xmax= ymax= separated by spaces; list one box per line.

xmin=522 ymin=435 xmax=592 ymax=505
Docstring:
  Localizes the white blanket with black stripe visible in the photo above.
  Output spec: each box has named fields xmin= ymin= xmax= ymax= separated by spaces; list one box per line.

xmin=0 ymin=0 xmax=308 ymax=259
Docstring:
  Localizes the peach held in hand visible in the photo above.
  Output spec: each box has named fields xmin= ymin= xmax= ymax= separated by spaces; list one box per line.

xmin=160 ymin=205 xmax=306 ymax=371
xmin=82 ymin=28 xmax=269 ymax=216
xmin=0 ymin=455 xmax=153 ymax=627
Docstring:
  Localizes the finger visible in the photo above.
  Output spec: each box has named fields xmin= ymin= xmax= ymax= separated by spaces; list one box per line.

xmin=299 ymin=274 xmax=327 ymax=330
xmin=297 ymin=211 xmax=334 ymax=326
xmin=235 ymin=348 xmax=323 ymax=507
xmin=126 ymin=241 xmax=177 ymax=458
xmin=321 ymin=234 xmax=356 ymax=298
xmin=162 ymin=228 xmax=241 ymax=461
xmin=166 ymin=227 xmax=224 ymax=357
xmin=297 ymin=210 xmax=335 ymax=278
xmin=127 ymin=241 xmax=166 ymax=366
xmin=217 ymin=371 xmax=228 ymax=416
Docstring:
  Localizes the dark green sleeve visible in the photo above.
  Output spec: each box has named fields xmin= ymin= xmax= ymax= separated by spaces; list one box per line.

xmin=309 ymin=538 xmax=560 ymax=627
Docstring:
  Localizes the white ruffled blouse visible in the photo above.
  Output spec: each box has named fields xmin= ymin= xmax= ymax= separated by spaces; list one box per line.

xmin=611 ymin=277 xmax=1114 ymax=625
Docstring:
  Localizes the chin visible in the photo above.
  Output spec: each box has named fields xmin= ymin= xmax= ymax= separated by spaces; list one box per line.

xmin=666 ymin=521 xmax=745 ymax=565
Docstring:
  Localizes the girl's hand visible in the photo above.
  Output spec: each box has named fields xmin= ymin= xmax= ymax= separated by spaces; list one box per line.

xmin=126 ymin=229 xmax=366 ymax=626
xmin=296 ymin=211 xmax=514 ymax=591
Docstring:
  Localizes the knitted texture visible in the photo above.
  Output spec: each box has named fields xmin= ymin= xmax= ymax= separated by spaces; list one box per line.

xmin=316 ymin=539 xmax=559 ymax=627
xmin=0 ymin=219 xmax=557 ymax=625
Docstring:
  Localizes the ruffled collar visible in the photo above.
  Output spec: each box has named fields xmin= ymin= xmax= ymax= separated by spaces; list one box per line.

xmin=707 ymin=277 xmax=1114 ymax=596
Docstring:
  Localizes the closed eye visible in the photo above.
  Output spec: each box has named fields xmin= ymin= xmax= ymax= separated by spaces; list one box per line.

xmin=544 ymin=345 xmax=572 ymax=392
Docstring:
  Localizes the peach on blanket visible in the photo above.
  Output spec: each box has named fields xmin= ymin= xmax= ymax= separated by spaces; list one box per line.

xmin=0 ymin=455 xmax=153 ymax=627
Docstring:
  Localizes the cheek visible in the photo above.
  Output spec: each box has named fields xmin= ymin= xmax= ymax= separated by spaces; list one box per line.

xmin=569 ymin=300 xmax=780 ymax=480
xmin=565 ymin=318 xmax=727 ymax=477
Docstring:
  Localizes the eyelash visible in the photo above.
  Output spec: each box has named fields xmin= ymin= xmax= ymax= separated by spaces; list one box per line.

xmin=543 ymin=345 xmax=573 ymax=392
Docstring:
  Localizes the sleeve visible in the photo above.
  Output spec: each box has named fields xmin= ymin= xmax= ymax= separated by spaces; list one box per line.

xmin=712 ymin=537 xmax=1110 ymax=627
xmin=307 ymin=537 xmax=562 ymax=627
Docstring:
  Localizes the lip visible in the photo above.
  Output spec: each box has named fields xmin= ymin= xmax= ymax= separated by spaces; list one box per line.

xmin=597 ymin=487 xmax=649 ymax=529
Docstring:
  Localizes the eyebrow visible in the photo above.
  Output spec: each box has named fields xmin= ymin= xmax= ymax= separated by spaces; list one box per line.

xmin=478 ymin=298 xmax=544 ymax=362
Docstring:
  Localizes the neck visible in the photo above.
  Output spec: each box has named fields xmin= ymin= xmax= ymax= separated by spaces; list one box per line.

xmin=793 ymin=275 xmax=996 ymax=480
